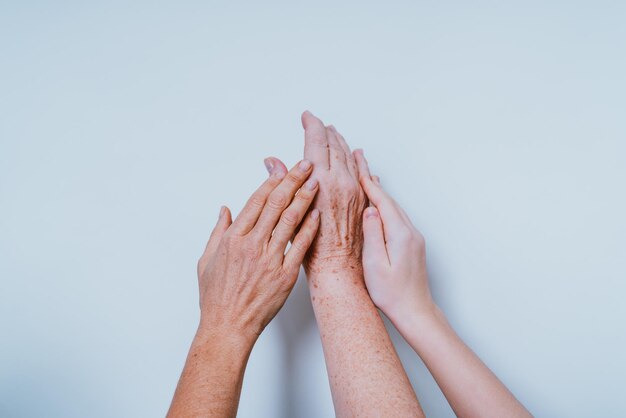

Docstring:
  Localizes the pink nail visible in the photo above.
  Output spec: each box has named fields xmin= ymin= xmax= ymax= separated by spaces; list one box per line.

xmin=298 ymin=159 xmax=312 ymax=172
xmin=264 ymin=158 xmax=274 ymax=174
xmin=365 ymin=207 xmax=378 ymax=218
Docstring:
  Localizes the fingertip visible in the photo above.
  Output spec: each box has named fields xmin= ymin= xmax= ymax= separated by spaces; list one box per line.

xmin=364 ymin=206 xmax=379 ymax=219
xmin=311 ymin=208 xmax=320 ymax=221
xmin=219 ymin=205 xmax=232 ymax=222
xmin=301 ymin=110 xmax=314 ymax=127
xmin=263 ymin=158 xmax=274 ymax=174
xmin=265 ymin=157 xmax=288 ymax=177
xmin=298 ymin=159 xmax=313 ymax=172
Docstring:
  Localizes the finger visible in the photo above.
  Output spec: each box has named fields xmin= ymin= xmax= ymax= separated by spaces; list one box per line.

xmin=354 ymin=149 xmax=406 ymax=234
xmin=354 ymin=148 xmax=371 ymax=178
xmin=264 ymin=156 xmax=288 ymax=177
xmin=283 ymin=209 xmax=320 ymax=271
xmin=252 ymin=159 xmax=314 ymax=237
xmin=269 ymin=178 xmax=319 ymax=252
xmin=326 ymin=126 xmax=348 ymax=169
xmin=302 ymin=111 xmax=329 ymax=170
xmin=362 ymin=207 xmax=390 ymax=267
xmin=368 ymin=172 xmax=412 ymax=225
xmin=330 ymin=125 xmax=359 ymax=179
xmin=199 ymin=206 xmax=232 ymax=271
xmin=230 ymin=168 xmax=286 ymax=235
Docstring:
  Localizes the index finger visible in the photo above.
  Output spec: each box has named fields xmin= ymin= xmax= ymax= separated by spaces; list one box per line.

xmin=301 ymin=110 xmax=329 ymax=170
xmin=354 ymin=149 xmax=406 ymax=235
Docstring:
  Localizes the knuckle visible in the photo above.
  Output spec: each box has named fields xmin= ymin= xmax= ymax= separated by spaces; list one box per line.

xmin=285 ymin=171 xmax=304 ymax=185
xmin=268 ymin=193 xmax=288 ymax=210
xmin=292 ymin=238 xmax=309 ymax=254
xmin=280 ymin=209 xmax=300 ymax=227
xmin=248 ymin=194 xmax=266 ymax=210
xmin=359 ymin=174 xmax=371 ymax=185
xmin=296 ymin=187 xmax=315 ymax=202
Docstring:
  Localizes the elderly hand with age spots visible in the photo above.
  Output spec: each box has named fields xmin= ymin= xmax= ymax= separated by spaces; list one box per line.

xmin=168 ymin=157 xmax=322 ymax=418
xmin=294 ymin=111 xmax=426 ymax=418
xmin=300 ymin=110 xmax=368 ymax=276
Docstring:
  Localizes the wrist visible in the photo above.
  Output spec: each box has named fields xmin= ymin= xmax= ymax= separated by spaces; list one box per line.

xmin=389 ymin=298 xmax=442 ymax=337
xmin=306 ymin=267 xmax=370 ymax=307
xmin=194 ymin=321 xmax=257 ymax=354
xmin=305 ymin=254 xmax=362 ymax=276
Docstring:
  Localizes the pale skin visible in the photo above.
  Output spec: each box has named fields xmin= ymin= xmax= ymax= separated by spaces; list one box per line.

xmin=354 ymin=149 xmax=533 ymax=418
xmin=167 ymin=158 xmax=320 ymax=418
xmin=298 ymin=111 xmax=425 ymax=417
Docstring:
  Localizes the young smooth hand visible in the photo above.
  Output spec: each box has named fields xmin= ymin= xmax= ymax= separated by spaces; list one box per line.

xmin=354 ymin=150 xmax=434 ymax=324
xmin=354 ymin=149 xmax=531 ymax=418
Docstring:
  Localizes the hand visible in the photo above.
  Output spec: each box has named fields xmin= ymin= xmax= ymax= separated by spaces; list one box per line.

xmin=300 ymin=111 xmax=367 ymax=274
xmin=196 ymin=158 xmax=320 ymax=341
xmin=354 ymin=149 xmax=435 ymax=322
xmin=354 ymin=150 xmax=532 ymax=418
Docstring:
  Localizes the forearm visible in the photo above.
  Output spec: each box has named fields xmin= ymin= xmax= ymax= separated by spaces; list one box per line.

xmin=394 ymin=304 xmax=531 ymax=418
xmin=167 ymin=327 xmax=254 ymax=418
xmin=309 ymin=268 xmax=424 ymax=418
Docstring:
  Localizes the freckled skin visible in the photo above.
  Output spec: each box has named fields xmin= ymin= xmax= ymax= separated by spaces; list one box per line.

xmin=168 ymin=159 xmax=321 ymax=418
xmin=301 ymin=111 xmax=424 ymax=417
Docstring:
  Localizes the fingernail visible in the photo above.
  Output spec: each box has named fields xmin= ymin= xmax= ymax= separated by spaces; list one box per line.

xmin=304 ymin=110 xmax=313 ymax=117
xmin=219 ymin=206 xmax=226 ymax=219
xmin=298 ymin=159 xmax=312 ymax=172
xmin=304 ymin=178 xmax=318 ymax=190
xmin=264 ymin=158 xmax=274 ymax=174
xmin=311 ymin=209 xmax=319 ymax=220
xmin=328 ymin=124 xmax=336 ymax=132
xmin=365 ymin=207 xmax=378 ymax=218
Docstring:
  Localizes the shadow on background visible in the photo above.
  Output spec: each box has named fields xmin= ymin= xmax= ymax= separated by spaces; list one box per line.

xmin=275 ymin=271 xmax=318 ymax=418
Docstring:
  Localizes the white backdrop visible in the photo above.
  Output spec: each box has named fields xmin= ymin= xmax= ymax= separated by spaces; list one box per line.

xmin=1 ymin=1 xmax=625 ymax=417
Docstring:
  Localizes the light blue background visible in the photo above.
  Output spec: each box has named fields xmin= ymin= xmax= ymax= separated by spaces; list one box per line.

xmin=1 ymin=1 xmax=625 ymax=417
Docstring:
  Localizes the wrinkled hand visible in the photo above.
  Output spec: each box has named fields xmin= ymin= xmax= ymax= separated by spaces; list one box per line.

xmin=196 ymin=159 xmax=320 ymax=340
xmin=354 ymin=150 xmax=434 ymax=321
xmin=300 ymin=111 xmax=368 ymax=274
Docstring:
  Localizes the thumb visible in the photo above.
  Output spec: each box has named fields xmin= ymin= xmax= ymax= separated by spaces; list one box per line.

xmin=198 ymin=206 xmax=232 ymax=275
xmin=206 ymin=206 xmax=232 ymax=252
xmin=362 ymin=207 xmax=389 ymax=268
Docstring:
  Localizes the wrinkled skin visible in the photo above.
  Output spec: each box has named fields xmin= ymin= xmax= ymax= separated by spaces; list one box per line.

xmin=196 ymin=159 xmax=320 ymax=339
xmin=300 ymin=111 xmax=368 ymax=274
